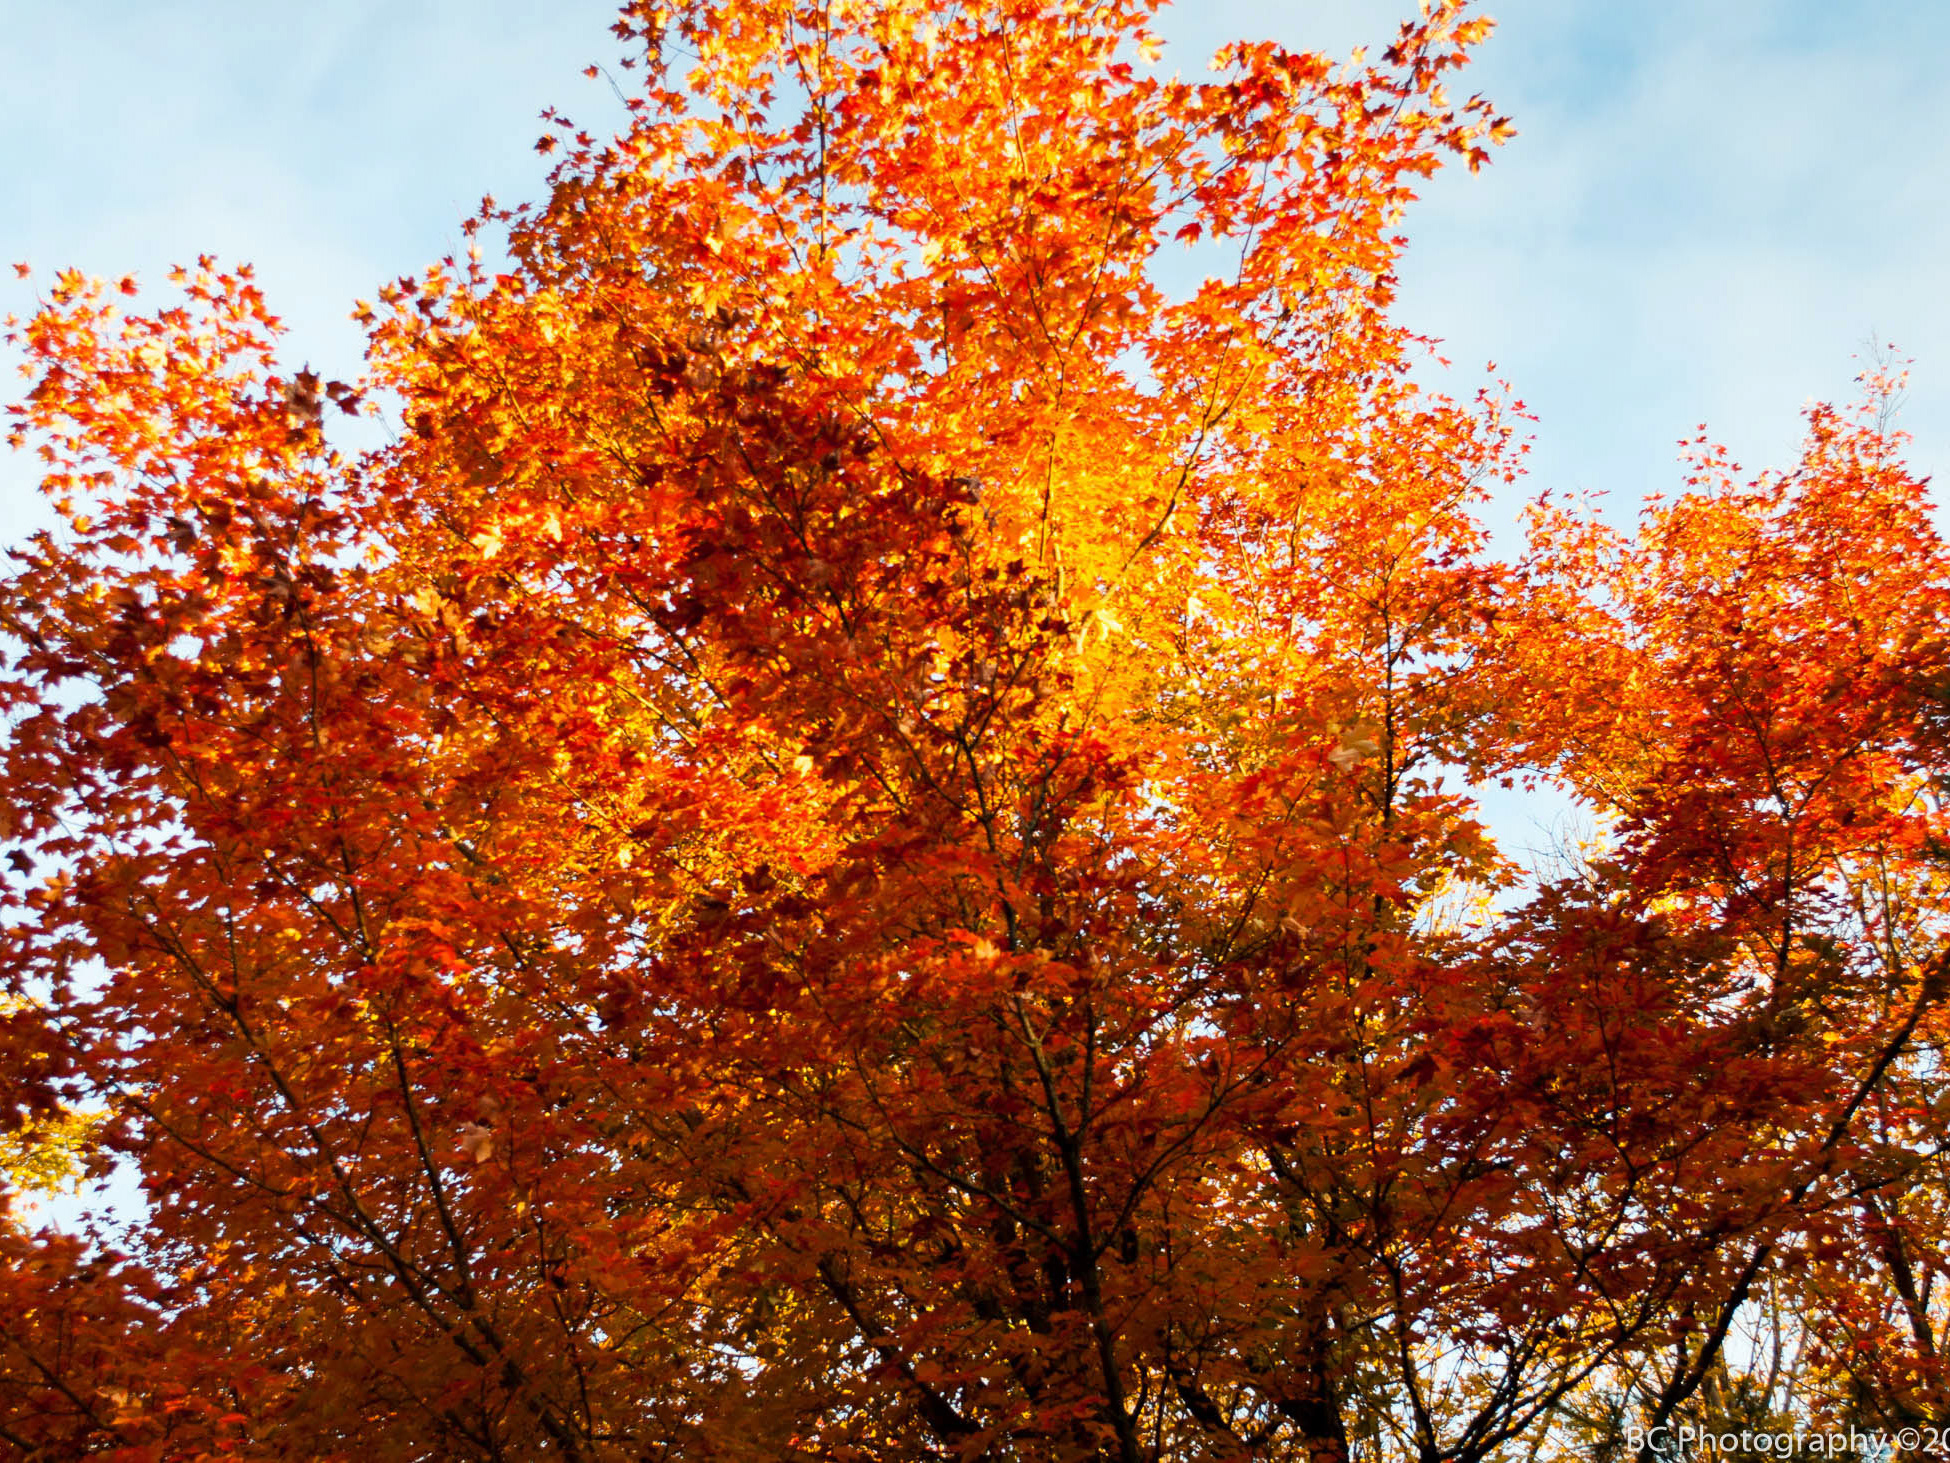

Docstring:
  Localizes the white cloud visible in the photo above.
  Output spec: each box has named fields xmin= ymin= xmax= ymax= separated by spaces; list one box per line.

xmin=1365 ymin=0 xmax=1950 ymax=525
xmin=2 ymin=0 xmax=627 ymax=534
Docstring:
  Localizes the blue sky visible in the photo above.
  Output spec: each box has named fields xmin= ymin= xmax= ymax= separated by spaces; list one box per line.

xmin=6 ymin=0 xmax=1944 ymax=531
xmin=1185 ymin=0 xmax=1950 ymax=537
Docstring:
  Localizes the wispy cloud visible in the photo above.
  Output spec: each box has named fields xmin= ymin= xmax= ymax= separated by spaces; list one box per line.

xmin=2 ymin=0 xmax=627 ymax=534
xmin=7 ymin=0 xmax=1943 ymax=532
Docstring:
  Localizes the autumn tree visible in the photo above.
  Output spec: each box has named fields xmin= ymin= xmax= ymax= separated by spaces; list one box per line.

xmin=3 ymin=0 xmax=1944 ymax=1459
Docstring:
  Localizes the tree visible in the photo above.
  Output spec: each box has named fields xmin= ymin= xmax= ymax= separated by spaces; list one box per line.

xmin=1 ymin=0 xmax=1943 ymax=1458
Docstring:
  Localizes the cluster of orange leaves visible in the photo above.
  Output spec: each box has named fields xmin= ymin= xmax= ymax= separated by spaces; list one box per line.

xmin=0 ymin=0 xmax=1945 ymax=1459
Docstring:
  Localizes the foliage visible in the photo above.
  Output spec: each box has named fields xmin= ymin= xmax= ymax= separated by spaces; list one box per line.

xmin=1 ymin=0 xmax=1944 ymax=1458
xmin=0 ymin=1106 xmax=99 ymax=1199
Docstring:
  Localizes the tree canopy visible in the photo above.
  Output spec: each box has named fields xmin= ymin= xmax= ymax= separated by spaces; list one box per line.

xmin=2 ymin=0 xmax=1946 ymax=1459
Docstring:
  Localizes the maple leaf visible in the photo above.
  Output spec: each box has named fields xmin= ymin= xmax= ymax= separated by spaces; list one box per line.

xmin=455 ymin=1122 xmax=497 ymax=1165
xmin=1329 ymin=722 xmax=1383 ymax=770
